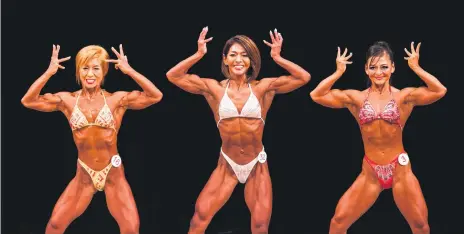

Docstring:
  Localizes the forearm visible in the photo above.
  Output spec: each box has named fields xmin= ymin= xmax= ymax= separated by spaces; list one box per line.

xmin=411 ymin=66 xmax=447 ymax=93
xmin=21 ymin=71 xmax=54 ymax=103
xmin=166 ymin=52 xmax=204 ymax=79
xmin=310 ymin=70 xmax=343 ymax=97
xmin=126 ymin=69 xmax=162 ymax=98
xmin=273 ymin=55 xmax=310 ymax=82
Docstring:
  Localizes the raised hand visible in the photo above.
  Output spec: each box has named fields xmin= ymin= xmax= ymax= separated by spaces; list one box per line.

xmin=106 ymin=44 xmax=133 ymax=75
xmin=46 ymin=44 xmax=71 ymax=75
xmin=336 ymin=47 xmax=353 ymax=73
xmin=404 ymin=41 xmax=421 ymax=69
xmin=263 ymin=28 xmax=283 ymax=58
xmin=197 ymin=27 xmax=213 ymax=55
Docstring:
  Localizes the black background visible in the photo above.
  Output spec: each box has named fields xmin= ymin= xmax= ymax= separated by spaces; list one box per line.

xmin=2 ymin=0 xmax=460 ymax=233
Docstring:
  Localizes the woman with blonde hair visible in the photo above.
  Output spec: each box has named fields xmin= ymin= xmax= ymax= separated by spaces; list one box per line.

xmin=21 ymin=44 xmax=163 ymax=234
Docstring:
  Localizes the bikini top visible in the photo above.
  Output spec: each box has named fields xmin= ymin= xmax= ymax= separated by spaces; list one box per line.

xmin=358 ymin=87 xmax=402 ymax=129
xmin=217 ymin=80 xmax=264 ymax=127
xmin=69 ymin=90 xmax=116 ymax=131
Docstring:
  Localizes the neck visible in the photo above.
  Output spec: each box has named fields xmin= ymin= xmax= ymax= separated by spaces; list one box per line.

xmin=229 ymin=75 xmax=248 ymax=91
xmin=371 ymin=83 xmax=390 ymax=95
xmin=81 ymin=86 xmax=102 ymax=100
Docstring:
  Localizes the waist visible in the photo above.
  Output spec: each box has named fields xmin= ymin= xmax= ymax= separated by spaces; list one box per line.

xmin=220 ymin=145 xmax=264 ymax=165
xmin=364 ymin=148 xmax=406 ymax=165
xmin=78 ymin=151 xmax=119 ymax=170
xmin=73 ymin=133 xmax=117 ymax=150
xmin=361 ymin=131 xmax=402 ymax=147
xmin=217 ymin=117 xmax=265 ymax=128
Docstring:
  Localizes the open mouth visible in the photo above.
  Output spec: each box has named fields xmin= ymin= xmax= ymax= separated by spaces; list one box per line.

xmin=234 ymin=65 xmax=244 ymax=70
xmin=86 ymin=79 xmax=96 ymax=85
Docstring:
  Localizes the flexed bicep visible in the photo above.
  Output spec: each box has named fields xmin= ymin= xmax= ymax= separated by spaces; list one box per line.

xmin=166 ymin=27 xmax=214 ymax=95
xmin=23 ymin=92 xmax=66 ymax=112
xmin=313 ymin=89 xmax=354 ymax=109
xmin=169 ymin=74 xmax=212 ymax=95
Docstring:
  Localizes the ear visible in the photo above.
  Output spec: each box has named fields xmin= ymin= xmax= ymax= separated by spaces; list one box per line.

xmin=223 ymin=54 xmax=228 ymax=66
xmin=364 ymin=63 xmax=369 ymax=76
xmin=391 ymin=62 xmax=395 ymax=73
xmin=222 ymin=54 xmax=228 ymax=67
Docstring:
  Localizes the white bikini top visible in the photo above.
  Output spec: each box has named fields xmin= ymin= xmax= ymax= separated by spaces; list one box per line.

xmin=217 ymin=80 xmax=264 ymax=127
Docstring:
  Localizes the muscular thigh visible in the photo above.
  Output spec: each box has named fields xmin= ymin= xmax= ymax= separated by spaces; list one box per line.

xmin=104 ymin=166 xmax=139 ymax=219
xmin=244 ymin=162 xmax=272 ymax=212
xmin=49 ymin=167 xmax=96 ymax=223
xmin=195 ymin=160 xmax=238 ymax=214
xmin=392 ymin=163 xmax=428 ymax=220
xmin=334 ymin=162 xmax=383 ymax=217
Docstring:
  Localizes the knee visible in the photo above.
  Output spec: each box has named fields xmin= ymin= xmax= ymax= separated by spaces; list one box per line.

xmin=46 ymin=217 xmax=67 ymax=233
xmin=330 ymin=212 xmax=349 ymax=231
xmin=252 ymin=222 xmax=269 ymax=234
xmin=193 ymin=202 xmax=210 ymax=222
xmin=121 ymin=219 xmax=140 ymax=234
xmin=251 ymin=215 xmax=269 ymax=234
xmin=411 ymin=218 xmax=430 ymax=234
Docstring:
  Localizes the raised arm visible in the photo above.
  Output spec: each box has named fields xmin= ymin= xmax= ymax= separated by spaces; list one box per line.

xmin=106 ymin=45 xmax=163 ymax=110
xmin=402 ymin=42 xmax=447 ymax=106
xmin=258 ymin=29 xmax=311 ymax=94
xmin=21 ymin=44 xmax=71 ymax=112
xmin=310 ymin=47 xmax=357 ymax=109
xmin=166 ymin=27 xmax=218 ymax=95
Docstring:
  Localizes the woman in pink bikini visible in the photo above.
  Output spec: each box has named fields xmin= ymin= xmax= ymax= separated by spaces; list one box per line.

xmin=21 ymin=44 xmax=163 ymax=234
xmin=310 ymin=41 xmax=447 ymax=234
xmin=166 ymin=27 xmax=311 ymax=233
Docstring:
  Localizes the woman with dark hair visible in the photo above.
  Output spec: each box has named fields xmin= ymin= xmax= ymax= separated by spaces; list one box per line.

xmin=310 ymin=41 xmax=447 ymax=234
xmin=166 ymin=27 xmax=311 ymax=233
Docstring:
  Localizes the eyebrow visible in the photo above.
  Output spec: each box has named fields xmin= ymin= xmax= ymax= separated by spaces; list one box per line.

xmin=369 ymin=63 xmax=389 ymax=66
xmin=230 ymin=50 xmax=247 ymax=53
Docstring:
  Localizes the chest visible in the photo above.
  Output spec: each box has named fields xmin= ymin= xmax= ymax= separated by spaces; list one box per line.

xmin=225 ymin=90 xmax=253 ymax=111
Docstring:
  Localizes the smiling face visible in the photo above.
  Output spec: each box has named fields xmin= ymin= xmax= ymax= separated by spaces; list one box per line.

xmin=364 ymin=41 xmax=396 ymax=87
xmin=223 ymin=43 xmax=251 ymax=79
xmin=75 ymin=45 xmax=109 ymax=89
xmin=365 ymin=52 xmax=395 ymax=87
xmin=78 ymin=58 xmax=104 ymax=89
xmin=221 ymin=35 xmax=261 ymax=81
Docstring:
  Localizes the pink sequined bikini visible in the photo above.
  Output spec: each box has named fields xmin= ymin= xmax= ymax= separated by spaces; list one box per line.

xmin=358 ymin=87 xmax=404 ymax=189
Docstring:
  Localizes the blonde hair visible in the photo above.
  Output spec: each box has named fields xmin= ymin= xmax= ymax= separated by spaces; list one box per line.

xmin=75 ymin=45 xmax=109 ymax=85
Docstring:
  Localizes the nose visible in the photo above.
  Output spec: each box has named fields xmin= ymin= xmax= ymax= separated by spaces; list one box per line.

xmin=235 ymin=55 xmax=243 ymax=62
xmin=374 ymin=68 xmax=383 ymax=76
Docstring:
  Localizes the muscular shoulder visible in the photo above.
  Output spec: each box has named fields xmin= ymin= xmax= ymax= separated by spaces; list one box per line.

xmin=106 ymin=90 xmax=129 ymax=101
xmin=218 ymin=79 xmax=228 ymax=87
xmin=49 ymin=91 xmax=73 ymax=103
xmin=336 ymin=89 xmax=363 ymax=102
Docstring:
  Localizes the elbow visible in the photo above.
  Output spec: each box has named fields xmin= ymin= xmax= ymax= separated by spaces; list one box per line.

xmin=303 ymin=72 xmax=311 ymax=84
xmin=439 ymin=86 xmax=447 ymax=98
xmin=309 ymin=90 xmax=317 ymax=101
xmin=152 ymin=92 xmax=163 ymax=104
xmin=166 ymin=70 xmax=178 ymax=83
xmin=166 ymin=71 xmax=173 ymax=82
xmin=21 ymin=97 xmax=31 ymax=108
